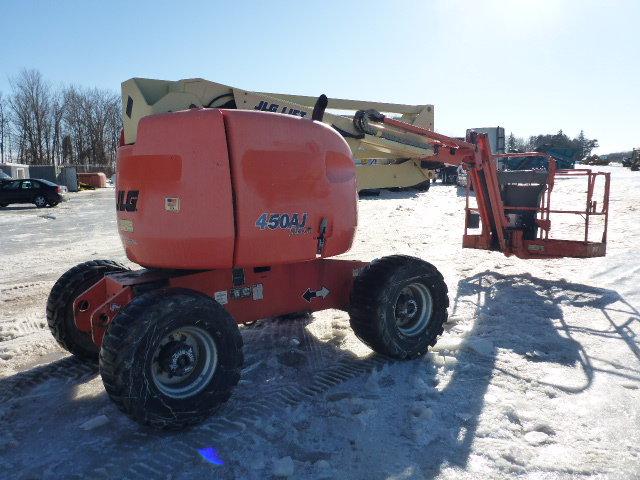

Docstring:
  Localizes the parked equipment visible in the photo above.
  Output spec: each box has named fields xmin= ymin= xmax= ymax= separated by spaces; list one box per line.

xmin=121 ymin=77 xmax=438 ymax=191
xmin=47 ymin=91 xmax=610 ymax=429
xmin=623 ymin=148 xmax=640 ymax=171
xmin=535 ymin=145 xmax=578 ymax=169
xmin=582 ymin=154 xmax=610 ymax=166
xmin=437 ymin=165 xmax=459 ymax=185
xmin=77 ymin=172 xmax=108 ymax=188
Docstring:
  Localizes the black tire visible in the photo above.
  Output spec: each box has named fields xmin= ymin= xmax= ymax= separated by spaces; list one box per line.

xmin=413 ymin=180 xmax=431 ymax=192
xmin=100 ymin=288 xmax=244 ymax=430
xmin=0 ymin=203 xmax=7 ymax=207
xmin=46 ymin=260 xmax=130 ymax=361
xmin=274 ymin=311 xmax=312 ymax=321
xmin=33 ymin=195 xmax=48 ymax=208
xmin=348 ymin=255 xmax=449 ymax=359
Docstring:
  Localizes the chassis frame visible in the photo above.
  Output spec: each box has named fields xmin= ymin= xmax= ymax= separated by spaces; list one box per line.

xmin=74 ymin=259 xmax=367 ymax=347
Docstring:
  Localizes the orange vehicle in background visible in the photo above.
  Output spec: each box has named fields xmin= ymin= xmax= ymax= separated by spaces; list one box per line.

xmin=77 ymin=172 xmax=108 ymax=188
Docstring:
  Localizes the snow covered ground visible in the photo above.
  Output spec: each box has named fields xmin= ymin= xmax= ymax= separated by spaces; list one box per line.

xmin=0 ymin=166 xmax=639 ymax=479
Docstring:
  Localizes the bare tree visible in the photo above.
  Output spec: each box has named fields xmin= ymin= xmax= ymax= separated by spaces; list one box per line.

xmin=50 ymin=91 xmax=65 ymax=165
xmin=63 ymin=86 xmax=120 ymax=169
xmin=103 ymin=91 xmax=122 ymax=166
xmin=0 ymin=92 xmax=10 ymax=163
xmin=62 ymin=86 xmax=89 ymax=164
xmin=9 ymin=69 xmax=54 ymax=164
xmin=5 ymin=69 xmax=124 ymax=171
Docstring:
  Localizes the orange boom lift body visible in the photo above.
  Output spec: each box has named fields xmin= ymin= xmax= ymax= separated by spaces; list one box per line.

xmin=77 ymin=108 xmax=366 ymax=346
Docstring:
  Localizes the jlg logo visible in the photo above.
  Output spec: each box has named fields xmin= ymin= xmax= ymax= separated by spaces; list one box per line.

xmin=254 ymin=101 xmax=307 ymax=118
xmin=116 ymin=190 xmax=139 ymax=212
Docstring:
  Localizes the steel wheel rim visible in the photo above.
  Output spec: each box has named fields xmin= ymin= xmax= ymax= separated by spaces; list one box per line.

xmin=394 ymin=282 xmax=433 ymax=336
xmin=34 ymin=196 xmax=47 ymax=207
xmin=150 ymin=326 xmax=218 ymax=399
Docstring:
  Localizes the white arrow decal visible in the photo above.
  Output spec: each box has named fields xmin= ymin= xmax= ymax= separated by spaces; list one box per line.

xmin=316 ymin=287 xmax=330 ymax=299
xmin=302 ymin=286 xmax=331 ymax=302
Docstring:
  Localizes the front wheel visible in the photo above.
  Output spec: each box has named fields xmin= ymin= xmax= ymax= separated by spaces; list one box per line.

xmin=34 ymin=195 xmax=48 ymax=208
xmin=100 ymin=288 xmax=244 ymax=430
xmin=348 ymin=255 xmax=449 ymax=359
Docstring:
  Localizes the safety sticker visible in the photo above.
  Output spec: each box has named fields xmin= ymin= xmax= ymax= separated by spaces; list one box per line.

xmin=118 ymin=219 xmax=134 ymax=232
xmin=165 ymin=197 xmax=181 ymax=212
xmin=252 ymin=284 xmax=264 ymax=300
xmin=214 ymin=290 xmax=228 ymax=305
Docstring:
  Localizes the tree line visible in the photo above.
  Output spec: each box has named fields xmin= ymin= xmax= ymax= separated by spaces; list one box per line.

xmin=0 ymin=69 xmax=120 ymax=169
xmin=506 ymin=129 xmax=598 ymax=160
xmin=599 ymin=150 xmax=633 ymax=163
xmin=0 ymin=70 xmax=601 ymax=168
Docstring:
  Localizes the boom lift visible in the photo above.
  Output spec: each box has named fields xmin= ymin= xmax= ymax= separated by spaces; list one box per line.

xmin=122 ymin=77 xmax=438 ymax=191
xmin=46 ymin=91 xmax=610 ymax=429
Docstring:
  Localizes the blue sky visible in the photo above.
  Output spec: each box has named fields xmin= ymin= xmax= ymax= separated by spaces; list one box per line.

xmin=1 ymin=0 xmax=638 ymax=152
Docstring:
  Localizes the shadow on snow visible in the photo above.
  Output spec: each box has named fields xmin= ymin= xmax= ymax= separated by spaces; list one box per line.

xmin=0 ymin=272 xmax=638 ymax=478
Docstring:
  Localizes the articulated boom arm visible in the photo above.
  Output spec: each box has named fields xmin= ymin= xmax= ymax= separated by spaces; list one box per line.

xmin=121 ymin=77 xmax=440 ymax=191
xmin=355 ymin=110 xmax=610 ymax=259
xmin=122 ymin=78 xmax=435 ymax=160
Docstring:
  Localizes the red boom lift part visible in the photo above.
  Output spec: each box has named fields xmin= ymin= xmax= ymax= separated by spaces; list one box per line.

xmin=376 ymin=114 xmax=610 ymax=259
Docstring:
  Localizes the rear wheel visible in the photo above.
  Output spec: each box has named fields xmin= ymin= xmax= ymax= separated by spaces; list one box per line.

xmin=34 ymin=195 xmax=48 ymax=208
xmin=100 ymin=288 xmax=244 ymax=430
xmin=46 ymin=260 xmax=130 ymax=361
xmin=348 ymin=255 xmax=449 ymax=359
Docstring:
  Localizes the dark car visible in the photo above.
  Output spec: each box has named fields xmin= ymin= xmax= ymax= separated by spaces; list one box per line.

xmin=0 ymin=178 xmax=68 ymax=208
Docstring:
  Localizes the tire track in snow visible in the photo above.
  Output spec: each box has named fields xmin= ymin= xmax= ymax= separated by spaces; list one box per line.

xmin=25 ymin=339 xmax=386 ymax=468
xmin=0 ymin=318 xmax=48 ymax=342
xmin=0 ymin=281 xmax=48 ymax=296
xmin=0 ymin=357 xmax=97 ymax=404
xmin=91 ymin=355 xmax=388 ymax=479
xmin=95 ymin=314 xmax=382 ymax=480
xmin=0 ymin=281 xmax=50 ymax=343
xmin=1 ymin=314 xmax=388 ymax=478
xmin=0 ymin=314 xmax=321 ymax=401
